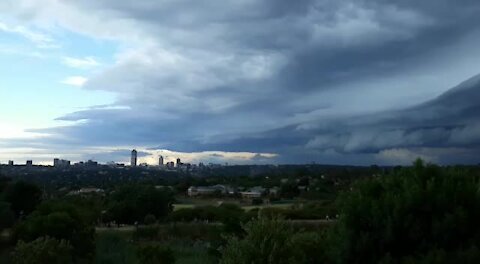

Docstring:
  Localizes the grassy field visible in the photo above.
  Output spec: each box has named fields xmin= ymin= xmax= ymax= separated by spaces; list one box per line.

xmin=173 ymin=197 xmax=295 ymax=211
xmin=173 ymin=202 xmax=295 ymax=211
xmin=96 ymin=225 xmax=219 ymax=264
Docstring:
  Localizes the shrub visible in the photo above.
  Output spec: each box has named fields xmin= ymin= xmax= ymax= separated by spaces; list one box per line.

xmin=137 ymin=243 xmax=175 ymax=264
xmin=14 ymin=200 xmax=95 ymax=260
xmin=134 ymin=226 xmax=159 ymax=241
xmin=0 ymin=202 xmax=14 ymax=230
xmin=251 ymin=198 xmax=263 ymax=205
xmin=221 ymin=216 xmax=295 ymax=264
xmin=95 ymin=232 xmax=137 ymax=264
xmin=330 ymin=160 xmax=480 ymax=263
xmin=11 ymin=236 xmax=73 ymax=264
xmin=144 ymin=214 xmax=157 ymax=225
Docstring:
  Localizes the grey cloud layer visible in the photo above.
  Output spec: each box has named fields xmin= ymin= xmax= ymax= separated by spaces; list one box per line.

xmin=5 ymin=0 xmax=480 ymax=164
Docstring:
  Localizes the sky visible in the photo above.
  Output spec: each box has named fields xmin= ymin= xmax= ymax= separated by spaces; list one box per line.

xmin=1 ymin=0 xmax=480 ymax=166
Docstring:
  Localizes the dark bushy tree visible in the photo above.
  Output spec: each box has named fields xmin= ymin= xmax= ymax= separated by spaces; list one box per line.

xmin=105 ymin=185 xmax=174 ymax=224
xmin=144 ymin=214 xmax=157 ymax=225
xmin=4 ymin=181 xmax=42 ymax=217
xmin=95 ymin=232 xmax=137 ymax=264
xmin=15 ymin=200 xmax=95 ymax=261
xmin=11 ymin=236 xmax=73 ymax=264
xmin=221 ymin=216 xmax=295 ymax=264
xmin=0 ymin=201 xmax=14 ymax=230
xmin=137 ymin=243 xmax=175 ymax=264
xmin=280 ymin=181 xmax=299 ymax=199
xmin=331 ymin=160 xmax=480 ymax=263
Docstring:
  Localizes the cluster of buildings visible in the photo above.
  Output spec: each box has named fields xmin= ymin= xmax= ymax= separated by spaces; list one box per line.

xmin=6 ymin=160 xmax=33 ymax=166
xmin=187 ymin=185 xmax=280 ymax=199
xmin=3 ymin=149 xmax=199 ymax=169
xmin=130 ymin=149 xmax=195 ymax=170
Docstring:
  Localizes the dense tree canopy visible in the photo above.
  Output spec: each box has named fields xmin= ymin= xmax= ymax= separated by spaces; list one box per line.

xmin=137 ymin=244 xmax=175 ymax=264
xmin=105 ymin=185 xmax=175 ymax=224
xmin=3 ymin=181 xmax=42 ymax=217
xmin=221 ymin=216 xmax=295 ymax=264
xmin=15 ymin=200 xmax=95 ymax=261
xmin=0 ymin=201 xmax=14 ymax=230
xmin=331 ymin=160 xmax=480 ymax=263
xmin=221 ymin=216 xmax=325 ymax=264
xmin=11 ymin=236 xmax=73 ymax=264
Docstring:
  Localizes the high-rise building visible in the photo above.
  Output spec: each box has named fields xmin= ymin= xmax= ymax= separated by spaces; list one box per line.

xmin=8 ymin=160 xmax=14 ymax=166
xmin=176 ymin=158 xmax=181 ymax=167
xmin=166 ymin=161 xmax=175 ymax=169
xmin=131 ymin=149 xmax=137 ymax=167
xmin=159 ymin=155 xmax=164 ymax=166
xmin=26 ymin=160 xmax=33 ymax=166
xmin=54 ymin=158 xmax=70 ymax=167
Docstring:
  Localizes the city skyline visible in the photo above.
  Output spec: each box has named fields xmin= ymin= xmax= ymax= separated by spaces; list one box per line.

xmin=1 ymin=1 xmax=480 ymax=165
xmin=0 ymin=148 xmax=276 ymax=166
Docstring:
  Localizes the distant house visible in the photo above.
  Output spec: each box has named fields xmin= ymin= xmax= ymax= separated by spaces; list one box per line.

xmin=68 ymin=188 xmax=104 ymax=196
xmin=268 ymin=187 xmax=280 ymax=196
xmin=155 ymin=185 xmax=174 ymax=190
xmin=187 ymin=185 xmax=228 ymax=196
xmin=298 ymin=185 xmax=309 ymax=192
xmin=239 ymin=186 xmax=265 ymax=199
xmin=239 ymin=191 xmax=262 ymax=199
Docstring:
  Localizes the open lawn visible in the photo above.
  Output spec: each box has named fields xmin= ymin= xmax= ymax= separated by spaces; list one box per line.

xmin=173 ymin=202 xmax=295 ymax=211
xmin=96 ymin=225 xmax=218 ymax=264
xmin=173 ymin=197 xmax=296 ymax=211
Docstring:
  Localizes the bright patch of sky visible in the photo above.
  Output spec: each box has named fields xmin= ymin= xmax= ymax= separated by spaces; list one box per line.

xmin=0 ymin=18 xmax=117 ymax=137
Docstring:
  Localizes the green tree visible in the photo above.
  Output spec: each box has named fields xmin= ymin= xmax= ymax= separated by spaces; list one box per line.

xmin=291 ymin=232 xmax=327 ymax=263
xmin=144 ymin=214 xmax=157 ymax=225
xmin=11 ymin=236 xmax=73 ymax=264
xmin=280 ymin=181 xmax=299 ymax=199
xmin=106 ymin=185 xmax=174 ymax=224
xmin=0 ymin=176 xmax=11 ymax=193
xmin=330 ymin=160 xmax=480 ymax=263
xmin=4 ymin=181 xmax=42 ymax=217
xmin=137 ymin=243 xmax=175 ymax=264
xmin=221 ymin=216 xmax=295 ymax=264
xmin=96 ymin=232 xmax=137 ymax=264
xmin=0 ymin=201 xmax=14 ymax=230
xmin=15 ymin=200 xmax=95 ymax=261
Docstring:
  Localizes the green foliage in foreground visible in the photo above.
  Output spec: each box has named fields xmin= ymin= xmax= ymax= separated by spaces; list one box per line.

xmin=15 ymin=200 xmax=95 ymax=261
xmin=96 ymin=232 xmax=137 ymax=264
xmin=3 ymin=181 xmax=42 ymax=217
xmin=137 ymin=243 xmax=175 ymax=264
xmin=332 ymin=160 xmax=480 ymax=263
xmin=221 ymin=216 xmax=325 ymax=264
xmin=0 ymin=201 xmax=14 ymax=230
xmin=221 ymin=160 xmax=480 ymax=263
xmin=104 ymin=185 xmax=174 ymax=225
xmin=11 ymin=236 xmax=73 ymax=264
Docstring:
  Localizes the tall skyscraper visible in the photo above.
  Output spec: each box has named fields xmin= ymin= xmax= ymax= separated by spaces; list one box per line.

xmin=176 ymin=158 xmax=181 ymax=167
xmin=159 ymin=155 xmax=164 ymax=166
xmin=131 ymin=149 xmax=137 ymax=167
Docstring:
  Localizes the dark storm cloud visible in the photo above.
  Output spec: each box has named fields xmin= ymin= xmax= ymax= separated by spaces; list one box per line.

xmin=161 ymin=73 xmax=480 ymax=164
xmin=5 ymin=0 xmax=480 ymax=164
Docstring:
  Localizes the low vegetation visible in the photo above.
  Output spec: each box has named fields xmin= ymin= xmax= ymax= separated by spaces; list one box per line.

xmin=1 ymin=161 xmax=480 ymax=263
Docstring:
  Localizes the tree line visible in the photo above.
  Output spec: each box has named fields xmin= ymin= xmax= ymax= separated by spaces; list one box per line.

xmin=2 ymin=160 xmax=480 ymax=263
